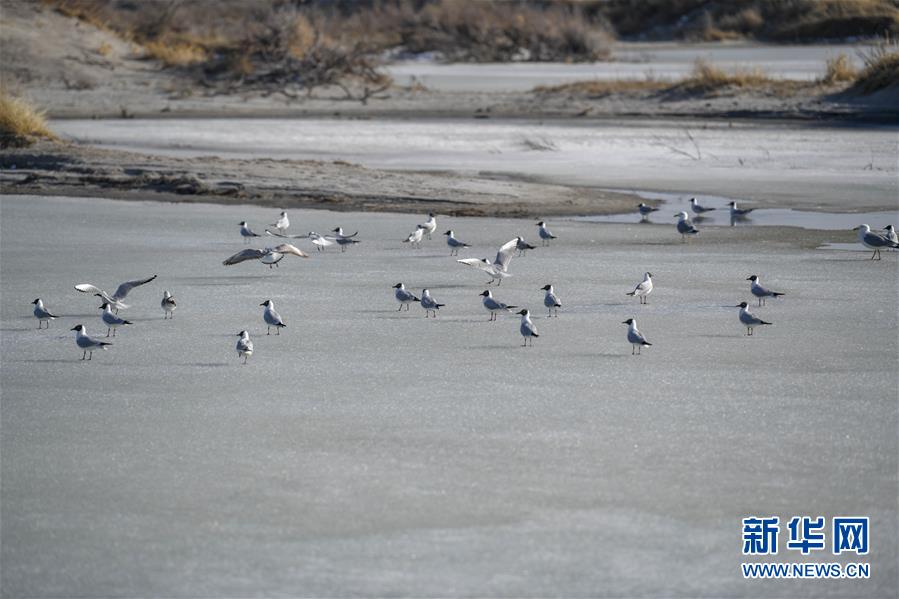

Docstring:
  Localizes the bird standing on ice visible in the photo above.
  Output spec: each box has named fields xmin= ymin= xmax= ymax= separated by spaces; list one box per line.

xmin=161 ymin=291 xmax=177 ymax=318
xmin=444 ymin=230 xmax=469 ymax=255
xmin=480 ymin=290 xmax=517 ymax=322
xmin=71 ymin=324 xmax=111 ymax=360
xmin=626 ymin=272 xmax=653 ymax=304
xmin=517 ymin=309 xmax=539 ymax=346
xmin=270 ymin=211 xmax=290 ymax=235
xmin=236 ymin=331 xmax=253 ymax=364
xmin=31 ymin=298 xmax=58 ymax=328
xmin=420 ymin=213 xmax=437 ymax=240
xmin=747 ymin=275 xmax=784 ymax=306
xmin=420 ymin=289 xmax=445 ymax=318
xmin=260 ymin=299 xmax=286 ymax=335
xmin=735 ymin=302 xmax=771 ymax=336
xmin=536 ymin=221 xmax=556 ymax=246
xmin=541 ymin=284 xmax=561 ymax=317
xmin=240 ymin=221 xmax=260 ymax=243
xmin=392 ymin=283 xmax=420 ymax=311
xmin=622 ymin=318 xmax=651 ymax=355
xmin=674 ymin=212 xmax=699 ymax=242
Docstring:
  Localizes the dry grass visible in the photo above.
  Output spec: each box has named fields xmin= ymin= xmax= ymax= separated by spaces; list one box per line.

xmin=141 ymin=38 xmax=209 ymax=67
xmin=97 ymin=41 xmax=112 ymax=57
xmin=0 ymin=91 xmax=56 ymax=147
xmin=821 ymin=53 xmax=858 ymax=84
xmin=534 ymin=79 xmax=665 ymax=95
xmin=676 ymin=59 xmax=772 ymax=92
xmin=852 ymin=48 xmax=899 ymax=93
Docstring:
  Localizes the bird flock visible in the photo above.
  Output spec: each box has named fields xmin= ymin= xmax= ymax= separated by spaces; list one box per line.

xmin=29 ymin=204 xmax=898 ymax=362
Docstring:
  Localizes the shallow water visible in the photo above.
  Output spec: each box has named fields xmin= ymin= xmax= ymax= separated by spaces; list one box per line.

xmin=2 ymin=194 xmax=896 ymax=597
xmin=53 ymin=117 xmax=899 ymax=214
xmin=574 ymin=190 xmax=899 ymax=231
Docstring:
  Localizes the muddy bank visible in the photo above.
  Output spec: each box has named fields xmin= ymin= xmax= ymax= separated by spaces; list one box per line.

xmin=0 ymin=141 xmax=641 ymax=218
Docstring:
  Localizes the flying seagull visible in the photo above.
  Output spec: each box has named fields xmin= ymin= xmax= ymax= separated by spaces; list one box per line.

xmin=223 ymin=244 xmax=309 ymax=267
xmin=75 ymin=274 xmax=157 ymax=312
xmin=457 ymin=238 xmax=517 ymax=285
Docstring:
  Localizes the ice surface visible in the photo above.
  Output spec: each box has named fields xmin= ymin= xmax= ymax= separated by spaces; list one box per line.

xmin=53 ymin=118 xmax=898 ymax=212
xmin=1 ymin=195 xmax=896 ymax=596
xmin=385 ymin=44 xmax=876 ymax=92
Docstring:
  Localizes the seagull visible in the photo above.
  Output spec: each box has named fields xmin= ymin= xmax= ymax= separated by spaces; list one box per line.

xmin=99 ymin=302 xmax=133 ymax=337
xmin=517 ymin=309 xmax=539 ymax=346
xmin=457 ymin=238 xmax=517 ymax=285
xmin=689 ymin=197 xmax=716 ymax=215
xmin=541 ymin=284 xmax=561 ymax=317
xmin=303 ymin=232 xmax=335 ymax=252
xmin=735 ymin=302 xmax=771 ymax=336
xmin=31 ymin=298 xmax=58 ymax=328
xmin=480 ymin=290 xmax=518 ymax=321
xmin=332 ymin=236 xmax=360 ymax=252
xmin=71 ymin=324 xmax=111 ymax=360
xmin=854 ymin=224 xmax=899 ymax=260
xmin=674 ymin=212 xmax=699 ymax=242
xmin=236 ymin=330 xmax=253 ymax=364
xmin=74 ymin=274 xmax=157 ymax=312
xmin=403 ymin=225 xmax=425 ymax=249
xmin=419 ymin=213 xmax=437 ymax=240
xmin=420 ymin=289 xmax=444 ymax=318
xmin=240 ymin=221 xmax=261 ymax=243
xmin=223 ymin=244 xmax=309 ymax=267
xmin=747 ymin=275 xmax=784 ymax=306
xmin=728 ymin=201 xmax=754 ymax=224
xmin=260 ymin=299 xmax=286 ymax=335
xmin=515 ymin=236 xmax=537 ymax=256
xmin=270 ymin=211 xmax=290 ymax=234
xmin=392 ymin=283 xmax=420 ymax=311
xmin=331 ymin=227 xmax=359 ymax=240
xmin=444 ymin=230 xmax=469 ymax=256
xmin=536 ymin=221 xmax=556 ymax=246
xmin=884 ymin=224 xmax=898 ymax=245
xmin=161 ymin=290 xmax=176 ymax=319
xmin=626 ymin=272 xmax=653 ymax=304
xmin=622 ymin=318 xmax=651 ymax=355
xmin=638 ymin=203 xmax=659 ymax=220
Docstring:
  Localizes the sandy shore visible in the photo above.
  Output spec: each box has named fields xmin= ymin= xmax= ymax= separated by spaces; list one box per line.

xmin=2 ymin=195 xmax=896 ymax=597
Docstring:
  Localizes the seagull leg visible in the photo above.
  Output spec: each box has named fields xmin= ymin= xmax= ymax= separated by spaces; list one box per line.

xmin=277 ymin=327 xmax=280 ymax=335
xmin=82 ymin=351 xmax=86 ymax=360
xmin=267 ymin=327 xmax=271 ymax=335
xmin=106 ymin=328 xmax=111 ymax=337
xmin=88 ymin=351 xmax=92 ymax=360
xmin=113 ymin=328 xmax=116 ymax=337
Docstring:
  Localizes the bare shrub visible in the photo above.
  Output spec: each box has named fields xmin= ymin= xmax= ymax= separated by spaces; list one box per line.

xmin=0 ymin=91 xmax=56 ymax=147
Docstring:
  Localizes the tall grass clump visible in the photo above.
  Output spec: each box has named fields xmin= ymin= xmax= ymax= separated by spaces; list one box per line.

xmin=0 ymin=91 xmax=56 ymax=147
xmin=821 ymin=53 xmax=858 ymax=84
xmin=852 ymin=36 xmax=899 ymax=93
xmin=678 ymin=59 xmax=771 ymax=92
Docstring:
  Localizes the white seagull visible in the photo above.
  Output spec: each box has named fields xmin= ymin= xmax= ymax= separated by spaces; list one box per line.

xmin=330 ymin=227 xmax=359 ymax=240
xmin=690 ymin=197 xmax=716 ymax=215
xmin=517 ymin=309 xmax=539 ymax=346
xmin=480 ymin=290 xmax=518 ymax=321
xmin=536 ymin=221 xmax=557 ymax=246
xmin=541 ymin=284 xmax=561 ymax=317
xmin=420 ymin=289 xmax=445 ymax=318
xmin=747 ymin=275 xmax=784 ymax=306
xmin=403 ymin=225 xmax=425 ymax=249
xmin=735 ymin=302 xmax=771 ymax=336
xmin=392 ymin=283 xmax=420 ymax=311
xmin=71 ymin=324 xmax=111 ymax=360
xmin=161 ymin=290 xmax=177 ymax=319
xmin=457 ymin=238 xmax=517 ymax=285
xmin=270 ymin=211 xmax=290 ymax=234
xmin=884 ymin=224 xmax=898 ymax=245
xmin=223 ymin=244 xmax=309 ymax=267
xmin=31 ymin=298 xmax=58 ymax=329
xmin=74 ymin=274 xmax=157 ymax=312
xmin=728 ymin=201 xmax=754 ymax=223
xmin=240 ymin=221 xmax=261 ymax=243
xmin=638 ymin=203 xmax=660 ymax=220
xmin=444 ymin=230 xmax=470 ymax=256
xmin=854 ymin=224 xmax=899 ymax=260
xmin=235 ymin=330 xmax=253 ymax=364
xmin=516 ymin=236 xmax=537 ymax=256
xmin=420 ymin=213 xmax=437 ymax=240
xmin=622 ymin=318 xmax=651 ymax=355
xmin=626 ymin=272 xmax=653 ymax=304
xmin=674 ymin=212 xmax=699 ymax=242
xmin=260 ymin=299 xmax=286 ymax=335
xmin=99 ymin=302 xmax=133 ymax=337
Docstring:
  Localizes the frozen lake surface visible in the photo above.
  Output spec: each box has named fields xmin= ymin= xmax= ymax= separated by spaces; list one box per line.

xmin=1 ymin=195 xmax=896 ymax=596
xmin=385 ymin=43 xmax=875 ymax=91
xmin=54 ymin=117 xmax=898 ymax=214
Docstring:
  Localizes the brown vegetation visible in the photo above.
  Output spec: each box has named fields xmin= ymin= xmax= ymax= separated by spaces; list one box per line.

xmin=821 ymin=53 xmax=858 ymax=84
xmin=851 ymin=38 xmax=899 ymax=93
xmin=0 ymin=91 xmax=56 ymax=147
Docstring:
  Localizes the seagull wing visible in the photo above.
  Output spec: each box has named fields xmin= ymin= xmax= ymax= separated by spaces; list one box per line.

xmin=493 ymin=239 xmax=518 ymax=272
xmin=111 ymin=275 xmax=157 ymax=300
xmin=74 ymin=283 xmax=110 ymax=300
xmin=265 ymin=229 xmax=309 ymax=239
xmin=273 ymin=243 xmax=310 ymax=258
xmin=223 ymin=249 xmax=267 ymax=265
xmin=457 ymin=258 xmax=493 ymax=273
